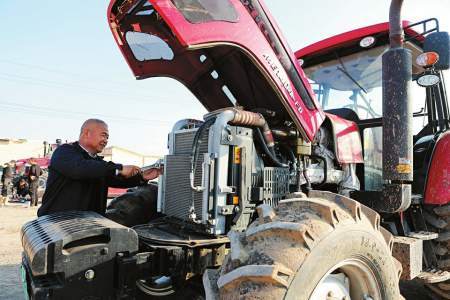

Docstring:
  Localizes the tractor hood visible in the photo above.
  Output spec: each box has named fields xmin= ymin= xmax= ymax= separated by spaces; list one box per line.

xmin=107 ymin=0 xmax=324 ymax=141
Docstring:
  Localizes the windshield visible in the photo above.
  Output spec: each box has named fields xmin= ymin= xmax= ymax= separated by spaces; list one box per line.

xmin=303 ymin=43 xmax=433 ymax=192
xmin=303 ymin=44 xmax=426 ymax=132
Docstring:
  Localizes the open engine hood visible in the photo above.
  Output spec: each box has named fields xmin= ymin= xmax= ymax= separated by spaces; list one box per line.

xmin=107 ymin=0 xmax=324 ymax=141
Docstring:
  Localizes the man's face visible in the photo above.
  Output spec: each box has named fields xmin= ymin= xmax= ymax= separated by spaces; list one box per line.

xmin=20 ymin=181 xmax=25 ymax=186
xmin=88 ymin=123 xmax=109 ymax=154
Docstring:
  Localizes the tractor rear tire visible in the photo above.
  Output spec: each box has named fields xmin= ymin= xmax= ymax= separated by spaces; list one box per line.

xmin=422 ymin=202 xmax=450 ymax=299
xmin=105 ymin=183 xmax=162 ymax=227
xmin=204 ymin=191 xmax=401 ymax=299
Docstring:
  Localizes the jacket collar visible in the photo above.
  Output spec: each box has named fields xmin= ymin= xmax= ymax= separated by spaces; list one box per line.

xmin=73 ymin=142 xmax=104 ymax=161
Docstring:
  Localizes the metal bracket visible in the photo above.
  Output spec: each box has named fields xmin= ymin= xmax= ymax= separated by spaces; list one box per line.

xmin=220 ymin=126 xmax=252 ymax=146
xmin=350 ymin=184 xmax=411 ymax=213
xmin=218 ymin=186 xmax=236 ymax=194
xmin=218 ymin=205 xmax=237 ymax=215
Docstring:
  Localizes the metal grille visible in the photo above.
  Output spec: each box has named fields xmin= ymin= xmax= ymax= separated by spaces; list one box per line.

xmin=163 ymin=155 xmax=205 ymax=219
xmin=264 ymin=167 xmax=290 ymax=207
xmin=174 ymin=129 xmax=209 ymax=155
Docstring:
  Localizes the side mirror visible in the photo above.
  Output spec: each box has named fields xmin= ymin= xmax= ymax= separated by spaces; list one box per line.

xmin=424 ymin=31 xmax=450 ymax=70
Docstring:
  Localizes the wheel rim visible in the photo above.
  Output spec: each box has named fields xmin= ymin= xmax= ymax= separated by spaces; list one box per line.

xmin=38 ymin=177 xmax=46 ymax=189
xmin=310 ymin=259 xmax=380 ymax=300
xmin=136 ymin=276 xmax=175 ymax=296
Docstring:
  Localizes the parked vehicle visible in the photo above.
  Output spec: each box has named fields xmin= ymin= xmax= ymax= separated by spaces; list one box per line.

xmin=20 ymin=0 xmax=450 ymax=299
xmin=15 ymin=158 xmax=50 ymax=175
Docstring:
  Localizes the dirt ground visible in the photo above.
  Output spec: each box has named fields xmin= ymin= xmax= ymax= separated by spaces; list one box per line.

xmin=0 ymin=202 xmax=39 ymax=300
xmin=0 ymin=203 xmax=438 ymax=300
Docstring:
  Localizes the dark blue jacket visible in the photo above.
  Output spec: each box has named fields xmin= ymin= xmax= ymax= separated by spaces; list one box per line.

xmin=38 ymin=142 xmax=142 ymax=217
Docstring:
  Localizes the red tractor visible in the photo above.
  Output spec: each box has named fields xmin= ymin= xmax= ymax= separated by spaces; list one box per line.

xmin=20 ymin=0 xmax=450 ymax=299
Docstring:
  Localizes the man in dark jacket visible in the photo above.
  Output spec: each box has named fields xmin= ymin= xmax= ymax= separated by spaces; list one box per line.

xmin=13 ymin=178 xmax=30 ymax=198
xmin=1 ymin=160 xmax=16 ymax=206
xmin=28 ymin=157 xmax=42 ymax=206
xmin=38 ymin=119 xmax=161 ymax=217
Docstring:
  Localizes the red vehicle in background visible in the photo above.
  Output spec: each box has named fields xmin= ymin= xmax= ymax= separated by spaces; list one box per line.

xmin=15 ymin=158 xmax=50 ymax=175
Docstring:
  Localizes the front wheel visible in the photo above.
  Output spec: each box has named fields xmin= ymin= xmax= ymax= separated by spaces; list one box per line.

xmin=204 ymin=191 xmax=402 ymax=299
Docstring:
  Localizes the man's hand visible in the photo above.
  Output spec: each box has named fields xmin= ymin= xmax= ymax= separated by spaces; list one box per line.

xmin=143 ymin=167 xmax=164 ymax=181
xmin=30 ymin=176 xmax=36 ymax=180
xmin=119 ymin=165 xmax=141 ymax=178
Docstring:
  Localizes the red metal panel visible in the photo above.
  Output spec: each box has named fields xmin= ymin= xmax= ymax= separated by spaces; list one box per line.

xmin=325 ymin=113 xmax=363 ymax=164
xmin=424 ymin=131 xmax=450 ymax=205
xmin=295 ymin=21 xmax=421 ymax=59
xmin=107 ymin=0 xmax=325 ymax=142
xmin=108 ymin=187 xmax=128 ymax=197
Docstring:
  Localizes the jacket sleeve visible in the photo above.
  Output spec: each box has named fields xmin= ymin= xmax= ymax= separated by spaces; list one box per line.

xmin=105 ymin=173 xmax=143 ymax=188
xmin=50 ymin=145 xmax=123 ymax=180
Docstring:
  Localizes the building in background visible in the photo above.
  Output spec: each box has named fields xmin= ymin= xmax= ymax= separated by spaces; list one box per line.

xmin=101 ymin=146 xmax=163 ymax=167
xmin=0 ymin=138 xmax=162 ymax=168
xmin=0 ymin=139 xmax=46 ymax=164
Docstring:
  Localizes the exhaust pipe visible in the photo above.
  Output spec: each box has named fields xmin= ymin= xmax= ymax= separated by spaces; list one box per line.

xmin=216 ymin=109 xmax=275 ymax=147
xmin=382 ymin=0 xmax=413 ymax=181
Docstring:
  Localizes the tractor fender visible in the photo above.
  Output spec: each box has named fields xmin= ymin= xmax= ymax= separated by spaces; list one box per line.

xmin=424 ymin=130 xmax=450 ymax=204
xmin=325 ymin=113 xmax=363 ymax=164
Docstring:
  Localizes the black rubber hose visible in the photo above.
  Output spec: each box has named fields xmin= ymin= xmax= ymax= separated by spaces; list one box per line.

xmin=254 ymin=128 xmax=288 ymax=168
xmin=190 ymin=117 xmax=216 ymax=172
xmin=189 ymin=117 xmax=216 ymax=212
xmin=309 ymin=154 xmax=327 ymax=189
xmin=296 ymin=168 xmax=301 ymax=192
xmin=257 ymin=127 xmax=276 ymax=157
xmin=278 ymin=142 xmax=296 ymax=166
xmin=269 ymin=146 xmax=276 ymax=157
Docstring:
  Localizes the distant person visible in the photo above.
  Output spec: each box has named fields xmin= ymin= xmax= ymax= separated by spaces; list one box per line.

xmin=13 ymin=178 xmax=31 ymax=207
xmin=1 ymin=160 xmax=16 ymax=206
xmin=28 ymin=157 xmax=42 ymax=207
xmin=14 ymin=178 xmax=30 ymax=198
xmin=38 ymin=119 xmax=163 ymax=217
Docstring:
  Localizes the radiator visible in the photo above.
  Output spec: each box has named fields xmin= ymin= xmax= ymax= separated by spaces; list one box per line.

xmin=163 ymin=128 xmax=210 ymax=220
xmin=163 ymin=155 xmax=205 ymax=219
xmin=173 ymin=129 xmax=209 ymax=155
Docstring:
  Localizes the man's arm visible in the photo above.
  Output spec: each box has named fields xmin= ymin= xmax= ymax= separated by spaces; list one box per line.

xmin=106 ymin=173 xmax=142 ymax=188
xmin=106 ymin=167 xmax=163 ymax=188
xmin=50 ymin=145 xmax=123 ymax=180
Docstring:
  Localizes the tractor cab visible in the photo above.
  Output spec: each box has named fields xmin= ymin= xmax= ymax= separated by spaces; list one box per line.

xmin=296 ymin=20 xmax=450 ymax=198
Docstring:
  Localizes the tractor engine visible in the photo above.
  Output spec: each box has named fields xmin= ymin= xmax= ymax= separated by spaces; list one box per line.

xmin=158 ymin=107 xmax=361 ymax=235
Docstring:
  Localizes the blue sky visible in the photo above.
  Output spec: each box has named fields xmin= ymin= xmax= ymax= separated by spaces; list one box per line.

xmin=0 ymin=0 xmax=449 ymax=156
